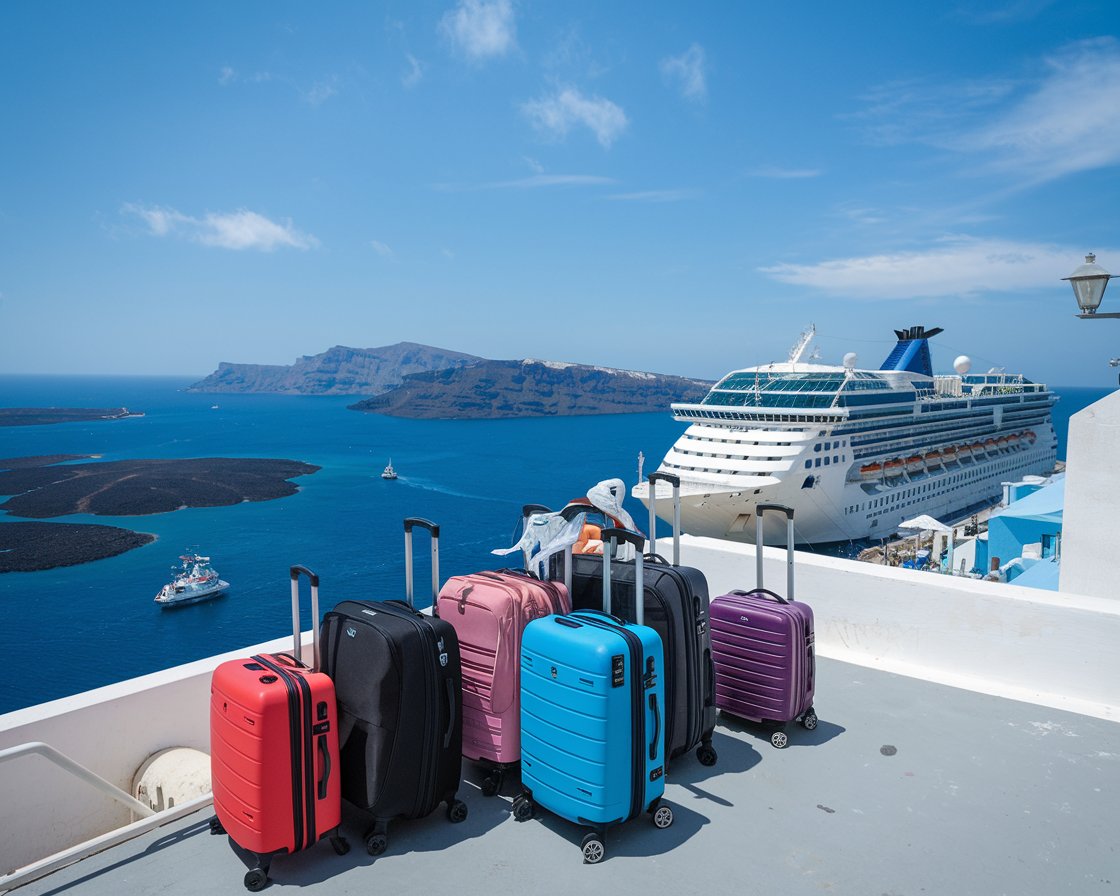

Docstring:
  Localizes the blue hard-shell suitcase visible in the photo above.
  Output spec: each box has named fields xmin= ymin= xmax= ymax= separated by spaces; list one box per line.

xmin=513 ymin=528 xmax=674 ymax=864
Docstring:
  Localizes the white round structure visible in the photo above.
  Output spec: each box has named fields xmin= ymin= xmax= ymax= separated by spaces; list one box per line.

xmin=953 ymin=355 xmax=972 ymax=375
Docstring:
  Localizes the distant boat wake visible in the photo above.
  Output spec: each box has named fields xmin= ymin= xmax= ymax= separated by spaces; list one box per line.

xmin=396 ymin=477 xmax=505 ymax=504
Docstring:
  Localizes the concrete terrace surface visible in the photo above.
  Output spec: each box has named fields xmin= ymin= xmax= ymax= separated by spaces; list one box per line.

xmin=13 ymin=657 xmax=1117 ymax=896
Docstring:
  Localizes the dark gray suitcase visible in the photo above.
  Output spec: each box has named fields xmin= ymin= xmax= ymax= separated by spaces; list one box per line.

xmin=565 ymin=473 xmax=717 ymax=767
xmin=319 ymin=518 xmax=468 ymax=857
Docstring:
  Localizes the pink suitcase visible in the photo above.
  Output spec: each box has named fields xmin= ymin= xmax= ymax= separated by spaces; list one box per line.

xmin=709 ymin=504 xmax=818 ymax=748
xmin=436 ymin=568 xmax=570 ymax=794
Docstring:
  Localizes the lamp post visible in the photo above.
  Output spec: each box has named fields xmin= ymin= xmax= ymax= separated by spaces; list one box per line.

xmin=1063 ymin=253 xmax=1117 ymax=318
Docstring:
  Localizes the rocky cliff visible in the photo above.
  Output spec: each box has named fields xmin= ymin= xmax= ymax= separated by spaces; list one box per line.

xmin=348 ymin=359 xmax=712 ymax=419
xmin=187 ymin=343 xmax=481 ymax=395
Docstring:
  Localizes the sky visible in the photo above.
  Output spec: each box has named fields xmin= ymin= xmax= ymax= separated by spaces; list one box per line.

xmin=1 ymin=1 xmax=1119 ymax=386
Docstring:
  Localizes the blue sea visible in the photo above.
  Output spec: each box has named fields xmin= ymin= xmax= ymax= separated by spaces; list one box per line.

xmin=0 ymin=376 xmax=1111 ymax=713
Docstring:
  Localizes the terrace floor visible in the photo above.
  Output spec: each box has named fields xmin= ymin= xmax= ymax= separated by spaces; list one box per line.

xmin=12 ymin=657 xmax=1118 ymax=896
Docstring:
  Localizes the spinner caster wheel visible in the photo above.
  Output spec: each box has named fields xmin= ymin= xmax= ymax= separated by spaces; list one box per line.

xmin=652 ymin=804 xmax=674 ymax=829
xmin=696 ymin=743 xmax=718 ymax=766
xmin=209 ymin=816 xmax=226 ymax=836
xmin=771 ymin=730 xmax=789 ymax=749
xmin=581 ymin=832 xmax=605 ymax=864
xmin=331 ymin=834 xmax=350 ymax=855
xmin=512 ymin=796 xmax=533 ymax=821
xmin=447 ymin=799 xmax=468 ymax=823
xmin=480 ymin=775 xmax=500 ymax=797
xmin=801 ymin=708 xmax=818 ymax=730
xmin=243 ymin=869 xmax=268 ymax=892
xmin=365 ymin=833 xmax=388 ymax=856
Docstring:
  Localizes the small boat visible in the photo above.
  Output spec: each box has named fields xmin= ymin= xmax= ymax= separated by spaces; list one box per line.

xmin=984 ymin=438 xmax=999 ymax=454
xmin=154 ymin=553 xmax=229 ymax=607
xmin=924 ymin=449 xmax=943 ymax=467
xmin=381 ymin=459 xmax=398 ymax=480
xmin=997 ymin=436 xmax=1009 ymax=451
xmin=942 ymin=445 xmax=958 ymax=464
xmin=1007 ymin=433 xmax=1021 ymax=450
xmin=905 ymin=455 xmax=925 ymax=474
xmin=956 ymin=444 xmax=973 ymax=461
xmin=1025 ymin=430 xmax=1037 ymax=445
xmin=860 ymin=462 xmax=883 ymax=481
xmin=883 ymin=459 xmax=904 ymax=477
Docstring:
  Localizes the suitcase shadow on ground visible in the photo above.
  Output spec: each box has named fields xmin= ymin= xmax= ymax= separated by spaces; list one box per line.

xmin=715 ymin=711 xmax=846 ymax=750
xmin=663 ymin=730 xmax=761 ymax=807
xmin=520 ymin=795 xmax=708 ymax=863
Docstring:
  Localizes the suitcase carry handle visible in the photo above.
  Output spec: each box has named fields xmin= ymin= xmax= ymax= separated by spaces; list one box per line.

xmin=521 ymin=503 xmax=552 ymax=518
xmin=317 ymin=735 xmax=331 ymax=799
xmin=602 ymin=528 xmax=644 ymax=627
xmin=649 ymin=693 xmax=661 ymax=761
xmin=443 ymin=677 xmax=457 ymax=749
xmin=403 ymin=518 xmax=440 ymax=609
xmin=755 ymin=504 xmax=795 ymax=601
xmin=648 ymin=472 xmax=681 ymax=566
xmin=730 ymin=587 xmax=790 ymax=606
xmin=289 ymin=565 xmax=321 ymax=672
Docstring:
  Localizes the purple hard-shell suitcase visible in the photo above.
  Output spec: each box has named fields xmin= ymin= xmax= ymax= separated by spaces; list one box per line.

xmin=709 ymin=504 xmax=818 ymax=748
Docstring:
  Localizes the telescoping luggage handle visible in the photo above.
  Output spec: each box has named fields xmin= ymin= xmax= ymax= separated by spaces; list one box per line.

xmin=601 ymin=528 xmax=644 ymax=627
xmin=403 ymin=518 xmax=440 ymax=609
xmin=647 ymin=471 xmax=681 ymax=565
xmin=755 ymin=504 xmax=795 ymax=601
xmin=289 ymin=565 xmax=322 ymax=672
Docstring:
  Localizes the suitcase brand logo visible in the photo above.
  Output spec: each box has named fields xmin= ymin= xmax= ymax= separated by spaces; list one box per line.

xmin=437 ymin=638 xmax=448 ymax=667
xmin=550 ymin=666 xmax=558 ymax=679
xmin=739 ymin=615 xmax=750 ymax=623
xmin=345 ymin=625 xmax=357 ymax=638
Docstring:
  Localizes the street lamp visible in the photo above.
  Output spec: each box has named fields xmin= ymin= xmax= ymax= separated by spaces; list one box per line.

xmin=1063 ymin=253 xmax=1117 ymax=318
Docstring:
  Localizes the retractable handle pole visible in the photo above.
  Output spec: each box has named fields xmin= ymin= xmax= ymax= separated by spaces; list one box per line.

xmin=755 ymin=504 xmax=795 ymax=600
xmin=403 ymin=518 xmax=441 ymax=608
xmin=601 ymin=528 xmax=646 ymax=626
xmin=648 ymin=472 xmax=681 ymax=565
xmin=289 ymin=566 xmax=321 ymax=671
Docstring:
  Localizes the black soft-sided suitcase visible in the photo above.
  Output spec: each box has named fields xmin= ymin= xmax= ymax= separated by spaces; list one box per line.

xmin=319 ymin=518 xmax=467 ymax=857
xmin=565 ymin=473 xmax=718 ymax=767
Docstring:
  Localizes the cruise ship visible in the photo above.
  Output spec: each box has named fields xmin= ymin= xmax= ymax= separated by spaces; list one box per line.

xmin=634 ymin=326 xmax=1058 ymax=546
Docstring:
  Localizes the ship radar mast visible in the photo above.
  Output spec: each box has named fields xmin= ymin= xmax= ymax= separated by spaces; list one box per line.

xmin=788 ymin=324 xmax=816 ymax=364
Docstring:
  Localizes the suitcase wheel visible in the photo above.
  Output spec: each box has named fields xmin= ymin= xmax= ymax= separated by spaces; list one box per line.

xmin=581 ymin=832 xmax=606 ymax=864
xmin=365 ymin=833 xmax=388 ymax=856
xmin=208 ymin=816 xmax=225 ymax=836
xmin=770 ymin=730 xmax=789 ymax=749
xmin=696 ymin=743 xmax=718 ymax=767
xmin=801 ymin=708 xmax=818 ymax=730
xmin=652 ymin=804 xmax=674 ymax=829
xmin=480 ymin=774 xmax=501 ymax=797
xmin=331 ymin=834 xmax=350 ymax=856
xmin=243 ymin=869 xmax=268 ymax=892
xmin=512 ymin=796 xmax=534 ymax=822
xmin=446 ymin=799 xmax=469 ymax=823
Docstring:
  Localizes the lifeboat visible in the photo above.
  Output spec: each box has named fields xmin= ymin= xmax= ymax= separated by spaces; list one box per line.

xmin=1025 ymin=430 xmax=1037 ymax=445
xmin=1007 ymin=433 xmax=1020 ymax=449
xmin=905 ymin=455 xmax=924 ymax=474
xmin=997 ymin=436 xmax=1009 ymax=451
xmin=942 ymin=445 xmax=958 ymax=463
xmin=984 ymin=438 xmax=998 ymax=454
xmin=924 ymin=449 xmax=943 ymax=467
xmin=971 ymin=441 xmax=985 ymax=455
xmin=860 ymin=462 xmax=883 ymax=481
xmin=956 ymin=443 xmax=973 ymax=461
xmin=883 ymin=459 xmax=904 ymax=477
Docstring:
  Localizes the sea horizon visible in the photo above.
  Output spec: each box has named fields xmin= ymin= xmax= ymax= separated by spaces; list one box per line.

xmin=0 ymin=374 xmax=1113 ymax=713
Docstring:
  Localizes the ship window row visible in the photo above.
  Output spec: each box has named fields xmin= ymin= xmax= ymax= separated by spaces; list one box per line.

xmin=675 ymin=448 xmax=788 ymax=463
xmin=702 ymin=391 xmax=839 ymax=409
xmin=805 ymin=454 xmax=846 ymax=468
xmin=847 ymin=448 xmax=1049 ymax=519
xmin=663 ymin=462 xmax=767 ymax=477
xmin=676 ymin=409 xmax=840 ymax=424
xmin=713 ymin=372 xmax=848 ymax=394
xmin=685 ymin=437 xmax=795 ymax=448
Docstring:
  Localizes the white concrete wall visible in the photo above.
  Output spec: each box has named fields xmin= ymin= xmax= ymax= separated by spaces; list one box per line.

xmin=0 ymin=633 xmax=306 ymax=875
xmin=1059 ymin=389 xmax=1120 ymax=598
xmin=681 ymin=535 xmax=1120 ymax=722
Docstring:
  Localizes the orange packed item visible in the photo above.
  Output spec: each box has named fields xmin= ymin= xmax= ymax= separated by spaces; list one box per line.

xmin=573 ymin=523 xmax=604 ymax=555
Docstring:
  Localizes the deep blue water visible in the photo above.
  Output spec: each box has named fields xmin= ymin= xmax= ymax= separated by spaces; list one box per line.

xmin=0 ymin=376 xmax=1110 ymax=713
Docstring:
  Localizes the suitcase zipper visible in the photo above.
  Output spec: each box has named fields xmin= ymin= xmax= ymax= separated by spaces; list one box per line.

xmin=253 ymin=653 xmax=308 ymax=851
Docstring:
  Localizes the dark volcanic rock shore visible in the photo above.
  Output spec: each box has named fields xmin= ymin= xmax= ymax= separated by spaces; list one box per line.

xmin=0 ymin=521 xmax=155 ymax=573
xmin=0 ymin=407 xmax=140 ymax=426
xmin=349 ymin=359 xmax=713 ymax=419
xmin=0 ymin=457 xmax=320 ymax=519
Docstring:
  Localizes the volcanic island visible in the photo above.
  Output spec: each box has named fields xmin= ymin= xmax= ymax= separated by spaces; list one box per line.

xmin=0 ymin=456 xmax=319 ymax=572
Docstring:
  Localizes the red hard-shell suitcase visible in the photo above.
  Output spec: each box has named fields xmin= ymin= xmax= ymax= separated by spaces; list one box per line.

xmin=210 ymin=566 xmax=348 ymax=890
xmin=437 ymin=566 xmax=569 ymax=794
xmin=709 ymin=505 xmax=818 ymax=748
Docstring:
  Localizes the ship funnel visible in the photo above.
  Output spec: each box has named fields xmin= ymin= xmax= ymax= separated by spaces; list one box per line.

xmin=879 ymin=326 xmax=944 ymax=378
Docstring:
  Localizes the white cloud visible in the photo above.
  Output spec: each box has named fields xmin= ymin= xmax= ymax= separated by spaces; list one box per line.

xmin=661 ymin=44 xmax=707 ymax=102
xmin=402 ymin=54 xmax=425 ymax=88
xmin=371 ymin=240 xmax=395 ymax=257
xmin=854 ymin=39 xmax=1120 ymax=184
xmin=522 ymin=87 xmax=628 ymax=148
xmin=759 ymin=237 xmax=1114 ymax=300
xmin=607 ymin=189 xmax=698 ymax=202
xmin=439 ymin=0 xmax=516 ymax=61
xmin=747 ymin=166 xmax=822 ymax=179
xmin=302 ymin=80 xmax=337 ymax=106
xmin=218 ymin=66 xmax=237 ymax=86
xmin=123 ymin=204 xmax=317 ymax=252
